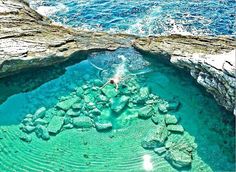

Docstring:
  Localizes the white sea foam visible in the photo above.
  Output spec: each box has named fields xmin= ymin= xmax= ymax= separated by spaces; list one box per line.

xmin=35 ymin=3 xmax=68 ymax=17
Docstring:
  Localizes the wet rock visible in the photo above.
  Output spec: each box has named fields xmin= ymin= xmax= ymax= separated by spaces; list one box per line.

xmin=151 ymin=113 xmax=165 ymax=125
xmin=64 ymin=116 xmax=73 ymax=125
xmin=25 ymin=114 xmax=33 ymax=118
xmin=164 ymin=133 xmax=197 ymax=169
xmin=139 ymin=87 xmax=149 ymax=99
xmin=56 ymin=97 xmax=79 ymax=111
xmin=73 ymin=116 xmax=94 ymax=128
xmin=99 ymin=108 xmax=113 ymax=120
xmin=66 ymin=109 xmax=80 ymax=117
xmin=22 ymin=125 xmax=35 ymax=133
xmin=95 ymin=121 xmax=112 ymax=131
xmin=72 ymin=103 xmax=83 ymax=110
xmin=111 ymin=96 xmax=129 ymax=113
xmin=84 ymin=94 xmax=95 ymax=103
xmin=165 ymin=149 xmax=192 ymax=169
xmin=141 ymin=124 xmax=168 ymax=149
xmin=63 ymin=123 xmax=74 ymax=129
xmin=167 ymin=125 xmax=184 ymax=133
xmin=165 ymin=114 xmax=178 ymax=125
xmin=94 ymin=79 xmax=103 ymax=87
xmin=56 ymin=110 xmax=66 ymax=116
xmin=98 ymin=95 xmax=108 ymax=102
xmin=76 ymin=87 xmax=84 ymax=96
xmin=90 ymin=108 xmax=101 ymax=116
xmin=47 ymin=116 xmax=64 ymax=134
xmin=138 ymin=106 xmax=153 ymax=119
xmin=158 ymin=103 xmax=169 ymax=114
xmin=22 ymin=117 xmax=33 ymax=125
xmin=33 ymin=107 xmax=46 ymax=120
xmin=154 ymin=147 xmax=167 ymax=155
xmin=35 ymin=125 xmax=50 ymax=140
xmin=82 ymin=85 xmax=89 ymax=90
xmin=167 ymin=100 xmax=180 ymax=111
xmin=34 ymin=118 xmax=48 ymax=126
xmin=19 ymin=133 xmax=32 ymax=143
xmin=101 ymin=85 xmax=117 ymax=98
xmin=87 ymin=102 xmax=96 ymax=110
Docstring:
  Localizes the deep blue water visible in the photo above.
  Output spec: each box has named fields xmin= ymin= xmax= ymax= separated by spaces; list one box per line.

xmin=30 ymin=0 xmax=236 ymax=36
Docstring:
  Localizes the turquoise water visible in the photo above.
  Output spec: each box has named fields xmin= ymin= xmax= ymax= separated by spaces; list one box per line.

xmin=0 ymin=48 xmax=235 ymax=171
xmin=30 ymin=0 xmax=236 ymax=36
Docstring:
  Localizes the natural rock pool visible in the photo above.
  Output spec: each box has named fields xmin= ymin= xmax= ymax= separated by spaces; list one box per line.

xmin=0 ymin=48 xmax=235 ymax=171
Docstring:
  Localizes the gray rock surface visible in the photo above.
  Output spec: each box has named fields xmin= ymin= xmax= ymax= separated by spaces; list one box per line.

xmin=133 ymin=36 xmax=236 ymax=114
xmin=0 ymin=0 xmax=133 ymax=78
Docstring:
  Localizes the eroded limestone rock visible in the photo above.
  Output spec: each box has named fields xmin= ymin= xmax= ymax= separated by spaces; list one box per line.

xmin=165 ymin=114 xmax=178 ymax=125
xmin=73 ymin=116 xmax=94 ymax=128
xmin=95 ymin=121 xmax=112 ymax=131
xmin=56 ymin=97 xmax=79 ymax=111
xmin=101 ymin=85 xmax=118 ymax=98
xmin=141 ymin=124 xmax=168 ymax=149
xmin=47 ymin=116 xmax=64 ymax=134
xmin=111 ymin=96 xmax=129 ymax=113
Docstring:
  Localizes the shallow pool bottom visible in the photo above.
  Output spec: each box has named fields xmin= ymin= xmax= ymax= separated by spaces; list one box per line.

xmin=0 ymin=48 xmax=235 ymax=171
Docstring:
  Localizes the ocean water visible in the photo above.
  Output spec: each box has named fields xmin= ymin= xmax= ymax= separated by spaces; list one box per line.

xmin=1 ymin=1 xmax=235 ymax=171
xmin=0 ymin=48 xmax=235 ymax=171
xmin=29 ymin=0 xmax=236 ymax=36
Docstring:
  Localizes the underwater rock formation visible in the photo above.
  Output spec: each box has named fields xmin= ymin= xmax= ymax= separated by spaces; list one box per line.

xmin=0 ymin=0 xmax=235 ymax=114
xmin=133 ymin=36 xmax=236 ymax=114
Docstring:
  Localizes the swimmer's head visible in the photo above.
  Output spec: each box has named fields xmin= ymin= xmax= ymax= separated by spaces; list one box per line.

xmin=110 ymin=79 xmax=115 ymax=84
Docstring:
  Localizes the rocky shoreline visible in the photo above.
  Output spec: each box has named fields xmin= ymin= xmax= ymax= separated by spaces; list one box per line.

xmin=0 ymin=0 xmax=235 ymax=114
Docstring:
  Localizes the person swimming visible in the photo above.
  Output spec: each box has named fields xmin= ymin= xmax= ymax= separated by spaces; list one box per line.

xmin=100 ymin=55 xmax=126 ymax=91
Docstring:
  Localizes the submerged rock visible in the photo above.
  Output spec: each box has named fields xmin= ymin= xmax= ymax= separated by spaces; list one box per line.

xmin=111 ymin=96 xmax=129 ymax=113
xmin=35 ymin=125 xmax=50 ymax=140
xmin=151 ymin=113 xmax=165 ymax=125
xmin=164 ymin=133 xmax=197 ymax=169
xmin=139 ymin=87 xmax=150 ymax=99
xmin=76 ymin=87 xmax=84 ymax=96
xmin=165 ymin=149 xmax=192 ymax=169
xmin=33 ymin=107 xmax=46 ymax=120
xmin=165 ymin=114 xmax=178 ymax=125
xmin=56 ymin=97 xmax=79 ymax=111
xmin=138 ymin=106 xmax=153 ymax=119
xmin=66 ymin=109 xmax=80 ymax=117
xmin=167 ymin=125 xmax=184 ymax=133
xmin=158 ymin=103 xmax=169 ymax=114
xmin=154 ymin=147 xmax=167 ymax=155
xmin=34 ymin=118 xmax=48 ymax=126
xmin=93 ymin=79 xmax=103 ymax=87
xmin=101 ymin=85 xmax=117 ymax=98
xmin=22 ymin=117 xmax=33 ymax=125
xmin=73 ymin=116 xmax=94 ymax=128
xmin=95 ymin=121 xmax=112 ymax=131
xmin=22 ymin=125 xmax=35 ymax=133
xmin=72 ymin=103 xmax=83 ymax=110
xmin=63 ymin=123 xmax=74 ymax=129
xmin=141 ymin=124 xmax=168 ymax=149
xmin=19 ymin=133 xmax=32 ymax=143
xmin=47 ymin=116 xmax=64 ymax=134
xmin=90 ymin=108 xmax=101 ymax=116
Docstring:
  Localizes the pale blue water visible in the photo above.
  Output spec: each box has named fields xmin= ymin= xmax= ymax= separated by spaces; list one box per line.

xmin=30 ymin=0 xmax=236 ymax=36
xmin=0 ymin=1 xmax=235 ymax=171
xmin=0 ymin=48 xmax=235 ymax=171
